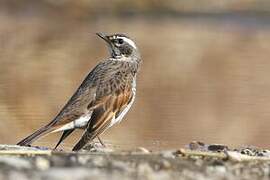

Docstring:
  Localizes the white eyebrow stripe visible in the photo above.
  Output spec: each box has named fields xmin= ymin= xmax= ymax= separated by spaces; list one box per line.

xmin=121 ymin=37 xmax=137 ymax=49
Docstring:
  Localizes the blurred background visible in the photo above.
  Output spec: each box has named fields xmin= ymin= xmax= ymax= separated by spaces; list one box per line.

xmin=1 ymin=0 xmax=270 ymax=150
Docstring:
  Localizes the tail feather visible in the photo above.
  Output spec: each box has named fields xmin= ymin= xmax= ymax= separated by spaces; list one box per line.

xmin=17 ymin=126 xmax=52 ymax=146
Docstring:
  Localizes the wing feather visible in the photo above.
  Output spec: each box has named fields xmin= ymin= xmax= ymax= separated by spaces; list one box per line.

xmin=50 ymin=60 xmax=134 ymax=134
xmin=46 ymin=60 xmax=125 ymax=129
xmin=84 ymin=85 xmax=134 ymax=140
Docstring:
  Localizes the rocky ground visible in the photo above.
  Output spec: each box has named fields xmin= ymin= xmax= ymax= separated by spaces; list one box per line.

xmin=0 ymin=142 xmax=269 ymax=180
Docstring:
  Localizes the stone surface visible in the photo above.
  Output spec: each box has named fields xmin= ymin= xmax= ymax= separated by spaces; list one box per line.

xmin=0 ymin=144 xmax=269 ymax=180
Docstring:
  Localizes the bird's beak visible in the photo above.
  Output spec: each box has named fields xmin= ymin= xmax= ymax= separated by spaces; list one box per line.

xmin=96 ymin=33 xmax=117 ymax=57
xmin=96 ymin=33 xmax=111 ymax=44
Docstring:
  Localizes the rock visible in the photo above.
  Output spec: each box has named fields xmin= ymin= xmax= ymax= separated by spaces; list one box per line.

xmin=0 ymin=144 xmax=269 ymax=179
xmin=35 ymin=157 xmax=50 ymax=170
xmin=0 ymin=157 xmax=32 ymax=169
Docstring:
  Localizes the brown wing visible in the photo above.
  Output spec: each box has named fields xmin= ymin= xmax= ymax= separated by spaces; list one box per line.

xmin=48 ymin=60 xmax=136 ymax=130
xmin=90 ymin=86 xmax=133 ymax=131
xmin=72 ymin=85 xmax=134 ymax=151
xmin=46 ymin=60 xmax=123 ymax=129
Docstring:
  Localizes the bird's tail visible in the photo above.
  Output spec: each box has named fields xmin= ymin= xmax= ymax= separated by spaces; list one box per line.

xmin=17 ymin=126 xmax=52 ymax=146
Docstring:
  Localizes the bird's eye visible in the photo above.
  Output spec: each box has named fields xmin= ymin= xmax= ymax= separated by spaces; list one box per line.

xmin=118 ymin=39 xmax=124 ymax=44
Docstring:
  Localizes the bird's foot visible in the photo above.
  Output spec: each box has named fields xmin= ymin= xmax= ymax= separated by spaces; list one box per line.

xmin=97 ymin=137 xmax=106 ymax=147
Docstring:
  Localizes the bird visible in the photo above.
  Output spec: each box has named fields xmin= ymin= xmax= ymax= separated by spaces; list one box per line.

xmin=17 ymin=33 xmax=141 ymax=151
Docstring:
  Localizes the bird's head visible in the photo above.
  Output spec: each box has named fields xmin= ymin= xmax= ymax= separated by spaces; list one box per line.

xmin=96 ymin=33 xmax=140 ymax=59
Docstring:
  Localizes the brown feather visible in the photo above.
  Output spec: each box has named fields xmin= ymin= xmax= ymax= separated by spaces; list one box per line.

xmin=88 ymin=83 xmax=132 ymax=133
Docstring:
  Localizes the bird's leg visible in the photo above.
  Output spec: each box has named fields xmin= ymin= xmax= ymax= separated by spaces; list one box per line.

xmin=54 ymin=129 xmax=75 ymax=150
xmin=97 ymin=136 xmax=106 ymax=147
